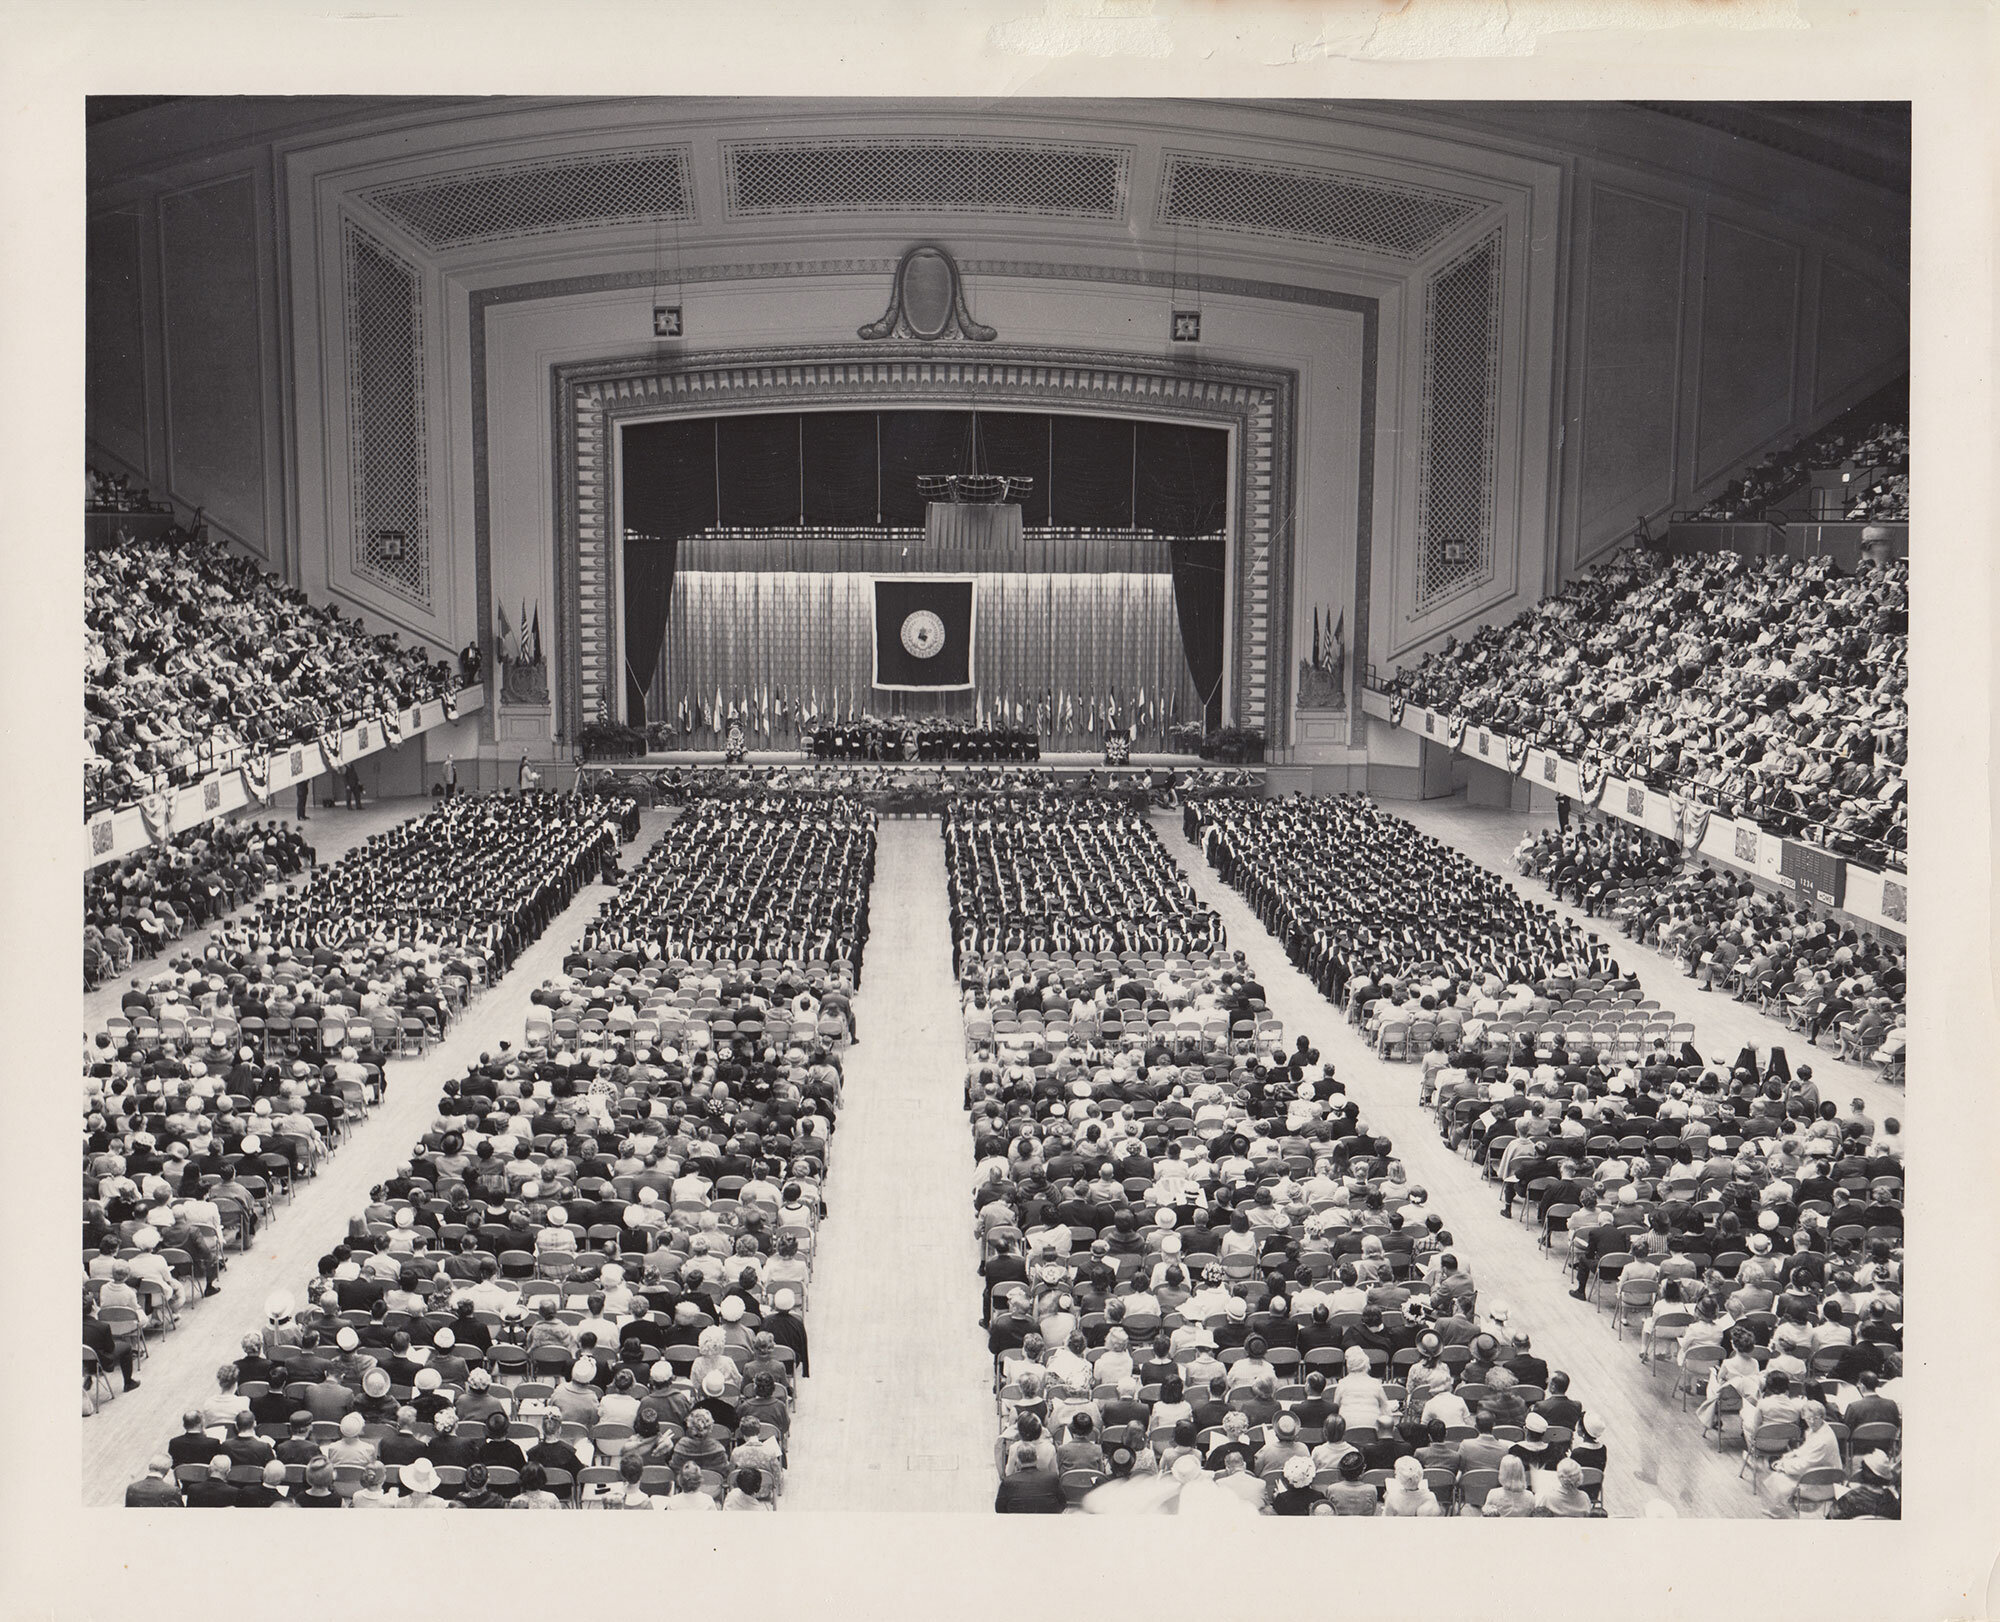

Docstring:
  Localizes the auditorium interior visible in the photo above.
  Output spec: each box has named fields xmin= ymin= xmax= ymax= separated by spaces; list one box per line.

xmin=77 ymin=95 xmax=1922 ymax=1526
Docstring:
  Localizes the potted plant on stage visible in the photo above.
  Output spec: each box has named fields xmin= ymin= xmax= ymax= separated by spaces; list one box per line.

xmin=1199 ymin=726 xmax=1265 ymax=765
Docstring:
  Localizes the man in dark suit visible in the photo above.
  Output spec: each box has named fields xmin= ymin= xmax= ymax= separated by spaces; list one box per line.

xmin=1500 ymin=1332 xmax=1549 ymax=1391
xmin=1099 ymin=1377 xmax=1151 ymax=1435
xmin=124 ymin=1457 xmax=184 ymax=1507
xmin=166 ymin=1412 xmax=219 ymax=1470
xmin=994 ymin=1444 xmax=1066 ymax=1513
xmin=1534 ymin=1370 xmax=1585 ymax=1432
xmin=1841 ymin=1371 xmax=1901 ymax=1433
xmin=987 ymin=1294 xmax=1037 ymax=1357
xmin=180 ymin=1454 xmax=242 ymax=1508
xmin=222 ymin=1410 xmax=277 ymax=1470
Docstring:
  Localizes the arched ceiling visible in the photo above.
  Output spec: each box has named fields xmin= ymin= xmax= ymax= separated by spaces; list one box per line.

xmin=88 ymin=96 xmax=1908 ymax=295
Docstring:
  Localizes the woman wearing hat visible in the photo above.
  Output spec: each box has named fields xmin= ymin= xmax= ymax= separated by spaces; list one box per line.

xmin=1535 ymin=1456 xmax=1596 ymax=1516
xmin=1380 ymin=1454 xmax=1444 ymax=1517
xmin=399 ymin=1457 xmax=449 ymax=1508
xmin=1267 ymin=1452 xmax=1322 ymax=1515
xmin=1568 ymin=1414 xmax=1609 ymax=1475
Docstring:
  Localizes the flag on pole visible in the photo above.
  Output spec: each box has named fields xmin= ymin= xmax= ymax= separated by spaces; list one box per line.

xmin=495 ymin=601 xmax=516 ymax=665
xmin=713 ymin=685 xmax=723 ymax=734
xmin=1313 ymin=606 xmax=1324 ymax=672
xmin=1322 ymin=609 xmax=1345 ymax=677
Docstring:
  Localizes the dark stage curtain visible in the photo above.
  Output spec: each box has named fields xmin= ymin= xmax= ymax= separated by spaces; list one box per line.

xmin=623 ymin=535 xmax=679 ymax=723
xmin=717 ymin=414 xmax=802 ymax=527
xmin=1136 ymin=422 xmax=1229 ymax=535
xmin=801 ymin=411 xmax=881 ymax=525
xmin=622 ymin=418 xmax=717 ymax=539
xmin=1051 ymin=416 xmax=1135 ymax=528
xmin=1170 ymin=537 xmax=1228 ymax=731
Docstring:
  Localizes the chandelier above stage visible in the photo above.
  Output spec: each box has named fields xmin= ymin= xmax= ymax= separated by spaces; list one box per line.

xmin=918 ymin=409 xmax=1033 ymax=507
xmin=917 ymin=472 xmax=1035 ymax=505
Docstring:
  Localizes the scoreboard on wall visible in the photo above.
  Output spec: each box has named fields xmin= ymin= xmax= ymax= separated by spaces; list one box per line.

xmin=1777 ymin=840 xmax=1846 ymax=909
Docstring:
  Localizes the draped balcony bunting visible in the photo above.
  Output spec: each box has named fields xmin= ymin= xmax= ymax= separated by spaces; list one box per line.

xmin=139 ymin=790 xmax=174 ymax=847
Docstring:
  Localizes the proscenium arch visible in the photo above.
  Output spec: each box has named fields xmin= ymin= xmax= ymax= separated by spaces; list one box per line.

xmin=549 ymin=343 xmax=1308 ymax=746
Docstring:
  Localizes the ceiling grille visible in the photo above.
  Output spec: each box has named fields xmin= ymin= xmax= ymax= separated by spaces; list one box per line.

xmin=1415 ymin=228 xmax=1504 ymax=611
xmin=343 ymin=220 xmax=431 ymax=610
xmin=723 ymin=136 xmax=1129 ymax=220
xmin=367 ymin=146 xmax=693 ymax=250
xmin=1158 ymin=151 xmax=1488 ymax=260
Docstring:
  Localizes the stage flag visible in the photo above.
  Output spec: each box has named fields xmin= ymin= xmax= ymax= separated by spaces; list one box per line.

xmin=871 ymin=576 xmax=976 ymax=691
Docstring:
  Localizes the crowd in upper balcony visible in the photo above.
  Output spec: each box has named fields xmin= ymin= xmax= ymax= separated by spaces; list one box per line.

xmin=1688 ymin=390 xmax=1907 ymax=523
xmin=86 ymin=516 xmax=457 ymax=817
xmin=1387 ymin=548 xmax=1907 ymax=867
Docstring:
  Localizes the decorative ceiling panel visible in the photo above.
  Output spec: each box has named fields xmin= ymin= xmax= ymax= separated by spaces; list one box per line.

xmin=1158 ymin=150 xmax=1488 ymax=259
xmin=366 ymin=145 xmax=694 ymax=250
xmin=722 ymin=135 xmax=1130 ymax=221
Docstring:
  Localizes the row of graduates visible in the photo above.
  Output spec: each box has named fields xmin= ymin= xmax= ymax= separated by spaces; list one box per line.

xmin=251 ymin=794 xmax=630 ymax=974
xmin=579 ymin=796 xmax=875 ymax=977
xmin=945 ymin=797 xmax=1225 ymax=971
xmin=1188 ymin=795 xmax=1614 ymax=1012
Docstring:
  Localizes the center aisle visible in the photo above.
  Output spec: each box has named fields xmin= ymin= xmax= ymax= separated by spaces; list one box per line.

xmin=782 ymin=819 xmax=995 ymax=1512
xmin=1153 ymin=811 xmax=1764 ymax=1519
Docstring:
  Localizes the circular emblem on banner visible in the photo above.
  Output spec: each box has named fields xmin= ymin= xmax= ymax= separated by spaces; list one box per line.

xmin=901 ymin=610 xmax=947 ymax=659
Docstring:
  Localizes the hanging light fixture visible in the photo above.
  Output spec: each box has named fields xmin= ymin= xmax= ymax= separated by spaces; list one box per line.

xmin=1171 ymin=220 xmax=1202 ymax=343
xmin=651 ymin=215 xmax=684 ymax=339
xmin=918 ymin=402 xmax=1033 ymax=505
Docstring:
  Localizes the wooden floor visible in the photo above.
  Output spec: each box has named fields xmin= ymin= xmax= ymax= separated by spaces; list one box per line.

xmin=1153 ymin=809 xmax=1773 ymax=1519
xmin=782 ymin=820 xmax=996 ymax=1511
xmin=80 ymin=807 xmax=675 ymax=1506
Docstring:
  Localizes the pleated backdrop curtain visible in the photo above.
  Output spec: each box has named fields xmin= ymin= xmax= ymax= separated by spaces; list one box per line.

xmin=646 ymin=567 xmax=1202 ymax=749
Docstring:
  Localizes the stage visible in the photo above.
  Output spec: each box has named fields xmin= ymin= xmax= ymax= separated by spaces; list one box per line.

xmin=574 ymin=752 xmax=1267 ymax=814
xmin=626 ymin=749 xmax=1224 ymax=769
